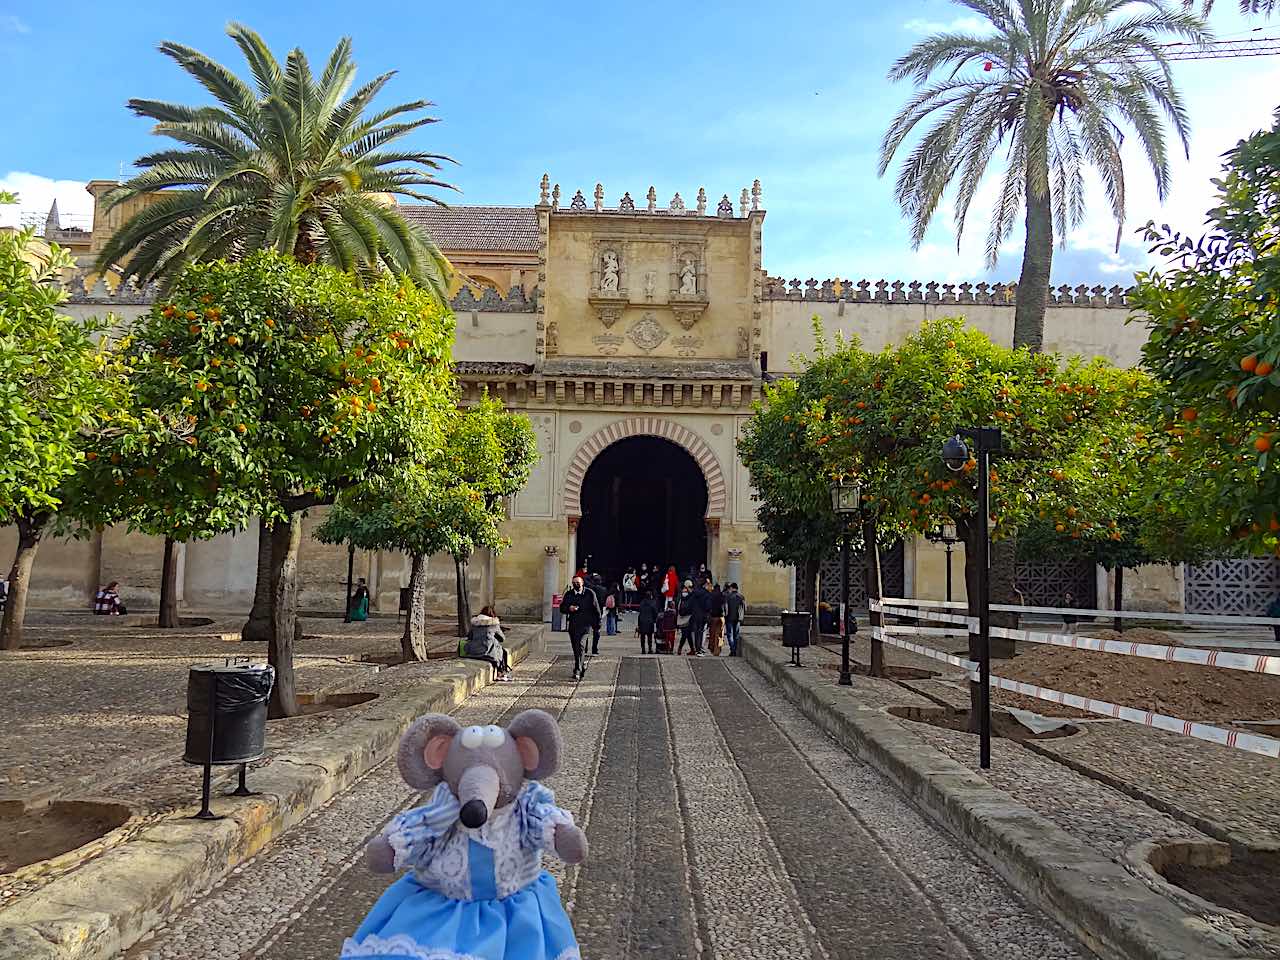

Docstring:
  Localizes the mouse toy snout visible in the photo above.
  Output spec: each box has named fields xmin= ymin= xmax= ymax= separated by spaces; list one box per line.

xmin=456 ymin=764 xmax=500 ymax=828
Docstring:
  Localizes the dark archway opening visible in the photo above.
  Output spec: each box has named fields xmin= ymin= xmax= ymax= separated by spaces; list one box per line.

xmin=576 ymin=436 xmax=708 ymax=586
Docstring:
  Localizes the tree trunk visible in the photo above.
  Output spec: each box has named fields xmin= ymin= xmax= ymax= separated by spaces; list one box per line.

xmin=0 ymin=515 xmax=44 ymax=650
xmin=1113 ymin=566 xmax=1125 ymax=634
xmin=988 ymin=537 xmax=1019 ymax=657
xmin=1014 ymin=151 xmax=1054 ymax=352
xmin=863 ymin=516 xmax=885 ymax=678
xmin=158 ymin=537 xmax=180 ymax=628
xmin=800 ymin=555 xmax=821 ymax=644
xmin=455 ymin=555 xmax=472 ymax=638
xmin=267 ymin=515 xmax=302 ymax=719
xmin=242 ymin=517 xmax=274 ymax=641
xmin=401 ymin=553 xmax=430 ymax=662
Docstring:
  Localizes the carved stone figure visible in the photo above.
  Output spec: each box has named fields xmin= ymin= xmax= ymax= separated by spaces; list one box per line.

xmin=643 ymin=271 xmax=656 ymax=300
xmin=736 ymin=326 xmax=749 ymax=359
xmin=679 ymin=255 xmax=698 ymax=295
xmin=600 ymin=251 xmax=620 ymax=292
xmin=546 ymin=322 xmax=559 ymax=355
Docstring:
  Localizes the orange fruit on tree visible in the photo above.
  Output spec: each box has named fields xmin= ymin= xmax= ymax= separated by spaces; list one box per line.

xmin=264 ymin=318 xmax=275 ymax=328
xmin=1256 ymin=434 xmax=1273 ymax=453
xmin=195 ymin=381 xmax=209 ymax=392
xmin=186 ymin=310 xmax=198 ymax=321
xmin=856 ymin=401 xmax=867 ymax=409
xmin=1241 ymin=355 xmax=1259 ymax=373
xmin=1258 ymin=361 xmax=1275 ymax=376
xmin=86 ymin=451 xmax=98 ymax=461
xmin=189 ymin=324 xmax=202 ymax=335
xmin=1181 ymin=407 xmax=1198 ymax=422
xmin=236 ymin=423 xmax=247 ymax=434
xmin=227 ymin=335 xmax=241 ymax=346
xmin=210 ymin=358 xmax=221 ymax=367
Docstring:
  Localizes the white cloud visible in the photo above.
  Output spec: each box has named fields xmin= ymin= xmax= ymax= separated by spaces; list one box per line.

xmin=0 ymin=172 xmax=93 ymax=230
xmin=903 ymin=15 xmax=990 ymax=35
xmin=1 ymin=15 xmax=30 ymax=34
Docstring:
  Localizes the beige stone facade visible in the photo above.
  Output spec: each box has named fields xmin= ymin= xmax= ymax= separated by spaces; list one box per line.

xmin=7 ymin=175 xmax=1215 ymax=619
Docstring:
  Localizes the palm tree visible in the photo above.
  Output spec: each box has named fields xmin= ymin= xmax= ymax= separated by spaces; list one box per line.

xmin=95 ymin=23 xmax=456 ymax=299
xmin=879 ymin=0 xmax=1207 ymax=350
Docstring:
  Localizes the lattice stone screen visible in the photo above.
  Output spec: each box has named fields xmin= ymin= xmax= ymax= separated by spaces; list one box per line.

xmin=1013 ymin=558 xmax=1097 ymax=608
xmin=1185 ymin=558 xmax=1280 ymax=616
xmin=819 ymin=542 xmax=906 ymax=608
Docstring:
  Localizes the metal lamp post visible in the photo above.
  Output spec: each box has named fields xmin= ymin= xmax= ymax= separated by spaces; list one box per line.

xmin=925 ymin=521 xmax=961 ymax=602
xmin=942 ymin=428 xmax=1001 ymax=770
xmin=829 ymin=477 xmax=862 ymax=687
xmin=343 ymin=542 xmax=355 ymax=623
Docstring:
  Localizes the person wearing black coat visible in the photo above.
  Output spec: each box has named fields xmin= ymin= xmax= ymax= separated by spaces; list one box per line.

xmin=559 ymin=576 xmax=601 ymax=679
xmin=636 ymin=591 xmax=659 ymax=654
xmin=689 ymin=580 xmax=712 ymax=655
xmin=588 ymin=573 xmax=607 ymax=655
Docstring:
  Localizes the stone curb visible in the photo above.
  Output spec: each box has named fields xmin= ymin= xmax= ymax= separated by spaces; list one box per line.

xmin=742 ymin=634 xmax=1257 ymax=960
xmin=0 ymin=632 xmax=538 ymax=960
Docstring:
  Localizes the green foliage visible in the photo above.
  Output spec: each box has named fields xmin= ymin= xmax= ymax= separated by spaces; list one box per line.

xmin=88 ymin=251 xmax=456 ymax=540
xmin=95 ymin=23 xmax=456 ymax=298
xmin=0 ymin=229 xmax=131 ymax=525
xmin=0 ymin=191 xmax=17 ymax=204
xmin=738 ymin=354 xmax=862 ymax=571
xmin=880 ymin=0 xmax=1205 ymax=265
xmin=803 ymin=319 xmax=1153 ymax=550
xmin=1131 ymin=108 xmax=1280 ymax=559
xmin=315 ymin=395 xmax=539 ymax=560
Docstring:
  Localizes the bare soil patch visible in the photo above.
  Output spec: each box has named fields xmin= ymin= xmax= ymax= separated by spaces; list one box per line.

xmin=268 ymin=691 xmax=378 ymax=719
xmin=1163 ymin=851 xmax=1280 ymax=929
xmin=817 ymin=660 xmax=940 ymax=681
xmin=0 ymin=801 xmax=131 ymax=873
xmin=888 ymin=705 xmax=1078 ymax=742
xmin=983 ymin=643 xmax=1280 ymax=721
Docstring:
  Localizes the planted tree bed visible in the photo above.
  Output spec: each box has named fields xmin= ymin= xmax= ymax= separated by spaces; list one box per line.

xmin=1163 ymin=851 xmax=1280 ymax=930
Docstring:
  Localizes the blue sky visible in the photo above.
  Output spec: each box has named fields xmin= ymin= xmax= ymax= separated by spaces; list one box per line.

xmin=2 ymin=0 xmax=1277 ymax=286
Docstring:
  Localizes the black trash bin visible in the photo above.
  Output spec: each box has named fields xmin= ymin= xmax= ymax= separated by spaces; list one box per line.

xmin=781 ymin=611 xmax=812 ymax=666
xmin=184 ymin=662 xmax=275 ymax=818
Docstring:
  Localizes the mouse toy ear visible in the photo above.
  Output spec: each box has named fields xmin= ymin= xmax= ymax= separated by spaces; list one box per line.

xmin=507 ymin=709 xmax=562 ymax=780
xmin=398 ymin=714 xmax=461 ymax=789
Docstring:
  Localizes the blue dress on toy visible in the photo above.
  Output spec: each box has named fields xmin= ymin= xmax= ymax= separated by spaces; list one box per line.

xmin=340 ymin=780 xmax=580 ymax=960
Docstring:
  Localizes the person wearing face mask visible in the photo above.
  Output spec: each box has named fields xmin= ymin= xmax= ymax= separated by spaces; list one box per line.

xmin=558 ymin=576 xmax=601 ymax=680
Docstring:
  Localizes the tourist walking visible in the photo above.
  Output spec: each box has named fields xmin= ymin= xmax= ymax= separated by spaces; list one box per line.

xmin=689 ymin=577 xmax=712 ymax=656
xmin=588 ymin=574 xmax=607 ymax=654
xmin=604 ymin=584 xmax=619 ymax=636
xmin=658 ymin=599 xmax=677 ymax=654
xmin=707 ymin=584 xmax=726 ymax=656
xmin=559 ymin=577 xmax=601 ymax=680
xmin=622 ymin=568 xmax=637 ymax=607
xmin=676 ymin=581 xmax=697 ymax=655
xmin=725 ymin=583 xmax=746 ymax=656
xmin=636 ymin=591 xmax=658 ymax=654
xmin=464 ymin=605 xmax=513 ymax=680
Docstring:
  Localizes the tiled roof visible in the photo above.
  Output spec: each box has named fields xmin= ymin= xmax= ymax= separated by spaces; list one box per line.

xmin=400 ymin=205 xmax=539 ymax=253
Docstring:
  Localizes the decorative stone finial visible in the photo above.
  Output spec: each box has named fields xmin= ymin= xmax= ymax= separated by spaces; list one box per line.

xmin=669 ymin=192 xmax=685 ymax=213
xmin=539 ymin=174 xmax=550 ymax=205
xmin=739 ymin=188 xmax=749 ymax=217
xmin=570 ymin=189 xmax=588 ymax=211
xmin=551 ymin=184 xmax=561 ymax=211
xmin=619 ymin=191 xmax=635 ymax=212
xmin=697 ymin=188 xmax=707 ymax=216
xmin=717 ymin=194 xmax=733 ymax=218
xmin=594 ymin=183 xmax=604 ymax=212
xmin=647 ymin=186 xmax=657 ymax=212
xmin=751 ymin=179 xmax=762 ymax=211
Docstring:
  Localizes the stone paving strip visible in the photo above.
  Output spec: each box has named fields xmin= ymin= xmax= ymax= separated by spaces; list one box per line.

xmin=0 ymin=628 xmax=542 ymax=960
xmin=741 ymin=632 xmax=1280 ymax=960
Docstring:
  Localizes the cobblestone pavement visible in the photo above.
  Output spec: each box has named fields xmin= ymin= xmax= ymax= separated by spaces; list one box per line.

xmin=126 ymin=631 xmax=1089 ymax=960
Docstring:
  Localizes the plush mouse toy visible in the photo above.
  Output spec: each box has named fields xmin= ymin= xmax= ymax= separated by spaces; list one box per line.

xmin=340 ymin=709 xmax=588 ymax=960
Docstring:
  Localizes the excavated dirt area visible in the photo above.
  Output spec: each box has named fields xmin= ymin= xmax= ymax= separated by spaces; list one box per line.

xmin=1163 ymin=852 xmax=1280 ymax=929
xmin=986 ymin=641 xmax=1280 ymax=721
xmin=0 ymin=802 xmax=131 ymax=873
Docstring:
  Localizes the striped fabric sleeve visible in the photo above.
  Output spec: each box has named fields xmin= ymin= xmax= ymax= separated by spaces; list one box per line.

xmin=383 ymin=782 xmax=460 ymax=871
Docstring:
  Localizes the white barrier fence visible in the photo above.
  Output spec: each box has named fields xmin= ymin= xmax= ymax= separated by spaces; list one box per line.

xmin=867 ymin=600 xmax=1280 ymax=760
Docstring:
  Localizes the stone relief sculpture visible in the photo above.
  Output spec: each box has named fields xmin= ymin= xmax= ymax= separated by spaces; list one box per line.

xmin=592 ymin=333 xmax=624 ymax=356
xmin=643 ymin=271 xmax=656 ymax=300
xmin=600 ymin=251 xmax=620 ymax=292
xmin=736 ymin=326 xmax=749 ymax=359
xmin=678 ymin=255 xmax=698 ymax=295
xmin=627 ymin=313 xmax=668 ymax=354
xmin=546 ymin=322 xmax=559 ymax=355
xmin=672 ymin=335 xmax=702 ymax=358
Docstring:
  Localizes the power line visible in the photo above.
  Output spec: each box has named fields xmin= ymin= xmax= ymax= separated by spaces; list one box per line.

xmin=1136 ymin=35 xmax=1280 ymax=60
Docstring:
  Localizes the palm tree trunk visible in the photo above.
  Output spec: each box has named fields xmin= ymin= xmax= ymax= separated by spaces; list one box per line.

xmin=402 ymin=553 xmax=429 ymax=662
xmin=158 ymin=536 xmax=180 ymax=628
xmin=1014 ymin=156 xmax=1054 ymax=352
xmin=0 ymin=513 xmax=45 ymax=650
xmin=267 ymin=515 xmax=303 ymax=718
xmin=863 ymin=516 xmax=885 ymax=678
xmin=242 ymin=518 xmax=274 ymax=641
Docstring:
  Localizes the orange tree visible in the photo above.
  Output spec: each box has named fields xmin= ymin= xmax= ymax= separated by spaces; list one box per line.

xmin=802 ymin=319 xmax=1152 ymax=702
xmin=315 ymin=395 xmax=538 ymax=659
xmin=738 ymin=369 xmax=864 ymax=643
xmin=1130 ymin=109 xmax=1280 ymax=561
xmin=89 ymin=252 xmax=456 ymax=714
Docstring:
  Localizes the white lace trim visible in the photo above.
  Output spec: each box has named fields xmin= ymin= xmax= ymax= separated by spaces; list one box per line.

xmin=340 ymin=934 xmax=579 ymax=960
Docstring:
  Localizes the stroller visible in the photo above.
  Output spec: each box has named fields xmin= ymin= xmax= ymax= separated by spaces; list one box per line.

xmin=656 ymin=603 xmax=677 ymax=655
